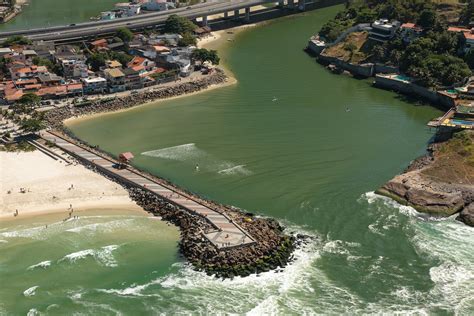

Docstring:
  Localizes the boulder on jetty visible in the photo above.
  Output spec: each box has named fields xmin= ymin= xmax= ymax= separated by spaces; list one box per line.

xmin=376 ymin=131 xmax=474 ymax=226
xmin=128 ymin=187 xmax=305 ymax=278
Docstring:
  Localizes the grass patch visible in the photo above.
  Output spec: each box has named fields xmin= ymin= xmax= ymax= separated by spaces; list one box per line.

xmin=2 ymin=141 xmax=36 ymax=152
xmin=422 ymin=130 xmax=474 ymax=184
xmin=322 ymin=32 xmax=372 ymax=64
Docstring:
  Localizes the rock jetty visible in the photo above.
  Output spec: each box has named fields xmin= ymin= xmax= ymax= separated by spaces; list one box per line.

xmin=376 ymin=131 xmax=474 ymax=227
xmin=129 ymin=188 xmax=308 ymax=278
xmin=45 ymin=69 xmax=228 ymax=129
xmin=40 ymin=69 xmax=310 ymax=278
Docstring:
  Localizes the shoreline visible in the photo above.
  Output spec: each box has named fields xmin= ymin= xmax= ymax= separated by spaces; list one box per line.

xmin=1 ymin=22 xmax=263 ymax=223
xmin=65 ymin=75 xmax=237 ymax=126
xmin=65 ymin=23 xmax=261 ymax=126
xmin=0 ymin=150 xmax=143 ymax=221
xmin=34 ymin=130 xmax=307 ymax=278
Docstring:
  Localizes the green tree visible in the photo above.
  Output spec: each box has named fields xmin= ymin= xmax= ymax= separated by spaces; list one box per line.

xmin=20 ymin=118 xmax=44 ymax=133
xmin=19 ymin=93 xmax=40 ymax=105
xmin=109 ymin=51 xmax=133 ymax=66
xmin=178 ymin=32 xmax=197 ymax=47
xmin=417 ymin=9 xmax=437 ymax=29
xmin=2 ymin=35 xmax=32 ymax=47
xmin=164 ymin=15 xmax=197 ymax=35
xmin=86 ymin=53 xmax=106 ymax=71
xmin=32 ymin=57 xmax=62 ymax=76
xmin=191 ymin=48 xmax=220 ymax=65
xmin=116 ymin=27 xmax=134 ymax=43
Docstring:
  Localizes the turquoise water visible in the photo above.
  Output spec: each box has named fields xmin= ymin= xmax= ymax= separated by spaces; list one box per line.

xmin=451 ymin=119 xmax=474 ymax=126
xmin=1 ymin=5 xmax=473 ymax=315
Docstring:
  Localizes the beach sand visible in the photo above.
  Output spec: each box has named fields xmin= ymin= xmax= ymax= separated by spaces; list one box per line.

xmin=0 ymin=150 xmax=142 ymax=220
xmin=1 ymin=22 xmax=264 ymax=221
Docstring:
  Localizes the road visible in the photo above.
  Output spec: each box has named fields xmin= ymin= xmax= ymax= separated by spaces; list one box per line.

xmin=0 ymin=0 xmax=277 ymax=42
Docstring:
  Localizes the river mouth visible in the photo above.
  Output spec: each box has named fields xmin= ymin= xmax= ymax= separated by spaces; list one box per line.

xmin=2 ymin=5 xmax=473 ymax=315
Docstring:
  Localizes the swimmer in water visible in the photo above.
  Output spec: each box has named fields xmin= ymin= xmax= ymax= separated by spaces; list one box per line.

xmin=195 ymin=164 xmax=200 ymax=172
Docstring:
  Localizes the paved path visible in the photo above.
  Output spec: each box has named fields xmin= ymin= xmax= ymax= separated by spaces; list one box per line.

xmin=40 ymin=131 xmax=255 ymax=249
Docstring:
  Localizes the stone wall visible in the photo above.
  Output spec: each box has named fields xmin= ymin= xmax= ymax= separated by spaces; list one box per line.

xmin=318 ymin=54 xmax=374 ymax=77
xmin=374 ymin=75 xmax=456 ymax=110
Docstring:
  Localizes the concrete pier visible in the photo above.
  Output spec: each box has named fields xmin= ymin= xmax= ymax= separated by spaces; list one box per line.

xmin=40 ymin=130 xmax=255 ymax=250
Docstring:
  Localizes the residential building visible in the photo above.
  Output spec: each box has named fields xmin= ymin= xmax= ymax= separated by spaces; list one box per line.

xmin=106 ymin=60 xmax=122 ymax=69
xmin=448 ymin=27 xmax=474 ymax=53
xmin=103 ymin=68 xmax=126 ymax=92
xmin=10 ymin=65 xmax=48 ymax=80
xmin=127 ymin=56 xmax=155 ymax=72
xmin=122 ymin=67 xmax=143 ymax=90
xmin=142 ymin=0 xmax=175 ymax=11
xmin=37 ymin=72 xmax=63 ymax=86
xmin=369 ymin=19 xmax=401 ymax=42
xmin=81 ymin=77 xmax=107 ymax=94
xmin=90 ymin=39 xmax=108 ymax=51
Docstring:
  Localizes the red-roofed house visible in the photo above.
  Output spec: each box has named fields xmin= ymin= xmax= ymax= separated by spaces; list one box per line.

xmin=448 ymin=27 xmax=474 ymax=52
xmin=127 ymin=56 xmax=155 ymax=71
xmin=10 ymin=65 xmax=48 ymax=80
xmin=90 ymin=39 xmax=108 ymax=51
xmin=400 ymin=23 xmax=423 ymax=43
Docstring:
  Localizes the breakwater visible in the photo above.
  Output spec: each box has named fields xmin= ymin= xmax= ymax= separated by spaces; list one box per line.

xmin=44 ymin=130 xmax=306 ymax=278
xmin=130 ymin=188 xmax=309 ymax=278
xmin=40 ymin=69 xmax=311 ymax=277
xmin=45 ymin=69 xmax=228 ymax=129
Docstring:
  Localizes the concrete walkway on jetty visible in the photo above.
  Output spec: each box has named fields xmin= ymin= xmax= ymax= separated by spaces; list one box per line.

xmin=39 ymin=130 xmax=255 ymax=249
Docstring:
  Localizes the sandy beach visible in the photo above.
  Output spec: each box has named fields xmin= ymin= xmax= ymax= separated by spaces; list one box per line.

xmin=1 ymin=23 xmax=263 ymax=221
xmin=0 ymin=150 xmax=142 ymax=220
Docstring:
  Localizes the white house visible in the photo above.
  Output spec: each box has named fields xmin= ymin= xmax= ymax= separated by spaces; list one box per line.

xmin=369 ymin=19 xmax=401 ymax=42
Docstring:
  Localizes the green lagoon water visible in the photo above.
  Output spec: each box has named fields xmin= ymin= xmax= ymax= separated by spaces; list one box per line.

xmin=1 ymin=5 xmax=474 ymax=315
xmin=0 ymin=0 xmax=122 ymax=32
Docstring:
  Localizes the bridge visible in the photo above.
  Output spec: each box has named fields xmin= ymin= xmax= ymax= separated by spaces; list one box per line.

xmin=0 ymin=0 xmax=315 ymax=42
xmin=39 ymin=130 xmax=256 ymax=250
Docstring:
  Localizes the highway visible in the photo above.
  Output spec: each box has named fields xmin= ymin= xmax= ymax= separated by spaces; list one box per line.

xmin=0 ymin=0 xmax=277 ymax=42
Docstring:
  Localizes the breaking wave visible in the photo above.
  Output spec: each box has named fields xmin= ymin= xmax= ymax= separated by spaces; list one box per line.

xmin=27 ymin=261 xmax=51 ymax=270
xmin=23 ymin=286 xmax=39 ymax=297
xmin=60 ymin=245 xmax=120 ymax=267
xmin=359 ymin=191 xmax=474 ymax=314
xmin=142 ymin=143 xmax=252 ymax=176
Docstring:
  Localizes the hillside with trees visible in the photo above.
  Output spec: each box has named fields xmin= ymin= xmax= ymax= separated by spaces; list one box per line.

xmin=318 ymin=0 xmax=473 ymax=88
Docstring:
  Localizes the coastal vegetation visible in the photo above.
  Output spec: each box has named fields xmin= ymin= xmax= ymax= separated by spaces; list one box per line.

xmin=319 ymin=0 xmax=472 ymax=88
xmin=191 ymin=48 xmax=220 ymax=65
xmin=1 ymin=35 xmax=31 ymax=47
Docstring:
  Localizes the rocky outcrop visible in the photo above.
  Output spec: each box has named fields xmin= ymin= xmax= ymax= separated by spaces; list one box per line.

xmin=377 ymin=135 xmax=474 ymax=224
xmin=377 ymin=171 xmax=466 ymax=215
xmin=457 ymin=203 xmax=474 ymax=227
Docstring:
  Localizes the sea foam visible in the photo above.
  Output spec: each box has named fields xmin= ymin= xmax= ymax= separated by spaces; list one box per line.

xmin=23 ymin=286 xmax=39 ymax=297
